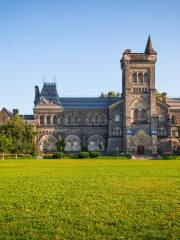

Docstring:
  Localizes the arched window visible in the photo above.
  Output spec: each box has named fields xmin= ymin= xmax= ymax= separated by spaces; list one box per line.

xmin=94 ymin=115 xmax=99 ymax=125
xmin=101 ymin=115 xmax=106 ymax=125
xmin=134 ymin=109 xmax=139 ymax=121
xmin=64 ymin=135 xmax=81 ymax=152
xmin=171 ymin=115 xmax=177 ymax=125
xmin=73 ymin=115 xmax=78 ymax=125
xmin=140 ymin=108 xmax=146 ymax=120
xmin=159 ymin=114 xmax=165 ymax=123
xmin=113 ymin=127 xmax=121 ymax=135
xmin=144 ymin=72 xmax=149 ymax=83
xmin=114 ymin=114 xmax=120 ymax=122
xmin=132 ymin=73 xmax=137 ymax=83
xmin=40 ymin=115 xmax=44 ymax=125
xmin=67 ymin=115 xmax=72 ymax=125
xmin=53 ymin=115 xmax=57 ymax=125
xmin=138 ymin=73 xmax=143 ymax=83
xmin=88 ymin=135 xmax=105 ymax=152
xmin=47 ymin=115 xmax=51 ymax=125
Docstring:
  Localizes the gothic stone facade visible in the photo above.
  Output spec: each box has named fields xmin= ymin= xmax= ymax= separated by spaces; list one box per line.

xmin=31 ymin=37 xmax=180 ymax=155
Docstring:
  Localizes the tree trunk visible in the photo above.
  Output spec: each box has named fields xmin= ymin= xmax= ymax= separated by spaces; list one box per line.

xmin=2 ymin=152 xmax=4 ymax=160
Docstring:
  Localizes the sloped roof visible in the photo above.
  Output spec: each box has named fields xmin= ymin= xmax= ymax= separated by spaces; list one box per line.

xmin=20 ymin=115 xmax=34 ymax=120
xmin=1 ymin=108 xmax=13 ymax=116
xmin=166 ymin=98 xmax=180 ymax=110
xmin=40 ymin=83 xmax=61 ymax=105
xmin=60 ymin=97 xmax=120 ymax=109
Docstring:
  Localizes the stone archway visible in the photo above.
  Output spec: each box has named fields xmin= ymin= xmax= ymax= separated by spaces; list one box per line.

xmin=132 ymin=131 xmax=151 ymax=155
xmin=87 ymin=135 xmax=105 ymax=152
xmin=64 ymin=135 xmax=81 ymax=152
xmin=39 ymin=135 xmax=58 ymax=152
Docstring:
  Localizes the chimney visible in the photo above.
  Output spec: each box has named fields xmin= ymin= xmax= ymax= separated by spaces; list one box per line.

xmin=162 ymin=92 xmax=167 ymax=103
xmin=13 ymin=109 xmax=19 ymax=116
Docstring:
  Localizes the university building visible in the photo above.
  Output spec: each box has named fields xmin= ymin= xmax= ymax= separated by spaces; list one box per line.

xmin=1 ymin=37 xmax=180 ymax=155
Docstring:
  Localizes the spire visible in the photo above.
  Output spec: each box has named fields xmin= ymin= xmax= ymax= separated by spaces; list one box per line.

xmin=145 ymin=35 xmax=157 ymax=54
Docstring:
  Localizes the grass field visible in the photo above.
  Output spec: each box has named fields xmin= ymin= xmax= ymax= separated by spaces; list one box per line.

xmin=0 ymin=158 xmax=179 ymax=240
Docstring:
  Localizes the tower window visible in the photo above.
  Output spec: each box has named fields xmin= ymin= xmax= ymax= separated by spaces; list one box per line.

xmin=138 ymin=73 xmax=144 ymax=83
xmin=132 ymin=73 xmax=137 ymax=83
xmin=144 ymin=72 xmax=149 ymax=83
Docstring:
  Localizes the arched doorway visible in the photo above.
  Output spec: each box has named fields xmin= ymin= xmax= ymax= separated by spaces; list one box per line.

xmin=132 ymin=131 xmax=151 ymax=155
xmin=87 ymin=135 xmax=105 ymax=152
xmin=39 ymin=135 xmax=58 ymax=152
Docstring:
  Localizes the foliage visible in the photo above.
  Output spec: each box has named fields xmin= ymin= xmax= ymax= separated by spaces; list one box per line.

xmin=0 ymin=134 xmax=12 ymax=153
xmin=0 ymin=159 xmax=179 ymax=239
xmin=57 ymin=139 xmax=65 ymax=152
xmin=100 ymin=91 xmax=121 ymax=98
xmin=0 ymin=114 xmax=36 ymax=154
xmin=81 ymin=145 xmax=88 ymax=151
xmin=156 ymin=91 xmax=163 ymax=99
xmin=89 ymin=151 xmax=101 ymax=158
xmin=52 ymin=152 xmax=64 ymax=159
xmin=78 ymin=151 xmax=89 ymax=158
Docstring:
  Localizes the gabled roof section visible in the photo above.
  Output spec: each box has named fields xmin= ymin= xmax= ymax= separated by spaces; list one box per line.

xmin=1 ymin=108 xmax=13 ymax=116
xmin=41 ymin=83 xmax=61 ymax=104
xmin=34 ymin=96 xmax=63 ymax=110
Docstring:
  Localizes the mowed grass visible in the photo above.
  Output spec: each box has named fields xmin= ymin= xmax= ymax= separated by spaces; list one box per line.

xmin=0 ymin=159 xmax=179 ymax=240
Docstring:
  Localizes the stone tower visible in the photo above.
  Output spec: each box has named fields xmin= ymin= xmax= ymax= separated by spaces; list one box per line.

xmin=121 ymin=36 xmax=158 ymax=155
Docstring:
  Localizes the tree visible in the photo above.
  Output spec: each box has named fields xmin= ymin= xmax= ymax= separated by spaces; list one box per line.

xmin=0 ymin=114 xmax=36 ymax=156
xmin=57 ymin=139 xmax=65 ymax=152
xmin=0 ymin=134 xmax=12 ymax=159
xmin=100 ymin=91 xmax=121 ymax=98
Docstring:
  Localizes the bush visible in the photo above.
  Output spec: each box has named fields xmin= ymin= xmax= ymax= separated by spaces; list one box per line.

xmin=89 ymin=151 xmax=101 ymax=158
xmin=52 ymin=152 xmax=64 ymax=159
xmin=78 ymin=151 xmax=89 ymax=158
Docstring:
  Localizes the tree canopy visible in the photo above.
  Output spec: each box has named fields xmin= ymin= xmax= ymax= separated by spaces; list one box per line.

xmin=0 ymin=114 xmax=36 ymax=154
xmin=100 ymin=91 xmax=121 ymax=98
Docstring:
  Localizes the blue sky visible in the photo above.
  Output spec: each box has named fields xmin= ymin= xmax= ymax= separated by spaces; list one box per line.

xmin=0 ymin=0 xmax=180 ymax=114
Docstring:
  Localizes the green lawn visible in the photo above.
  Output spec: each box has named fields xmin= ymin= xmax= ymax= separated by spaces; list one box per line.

xmin=0 ymin=159 xmax=179 ymax=240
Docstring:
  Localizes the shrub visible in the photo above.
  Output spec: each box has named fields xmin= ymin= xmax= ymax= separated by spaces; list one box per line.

xmin=78 ymin=151 xmax=89 ymax=158
xmin=52 ymin=152 xmax=64 ymax=159
xmin=89 ymin=151 xmax=100 ymax=158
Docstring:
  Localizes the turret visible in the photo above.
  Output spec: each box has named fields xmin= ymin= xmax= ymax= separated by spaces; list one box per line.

xmin=145 ymin=35 xmax=157 ymax=54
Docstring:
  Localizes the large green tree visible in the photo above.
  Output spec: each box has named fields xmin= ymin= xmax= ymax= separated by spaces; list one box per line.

xmin=0 ymin=114 xmax=36 ymax=155
xmin=0 ymin=134 xmax=12 ymax=159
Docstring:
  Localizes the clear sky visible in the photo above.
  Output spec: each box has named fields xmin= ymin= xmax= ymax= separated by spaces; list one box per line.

xmin=0 ymin=0 xmax=180 ymax=114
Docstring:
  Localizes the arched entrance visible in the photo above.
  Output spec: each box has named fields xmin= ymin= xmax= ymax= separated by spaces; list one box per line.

xmin=39 ymin=135 xmax=58 ymax=152
xmin=132 ymin=131 xmax=151 ymax=155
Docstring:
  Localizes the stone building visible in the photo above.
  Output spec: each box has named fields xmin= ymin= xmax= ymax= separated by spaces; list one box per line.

xmin=14 ymin=37 xmax=180 ymax=155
